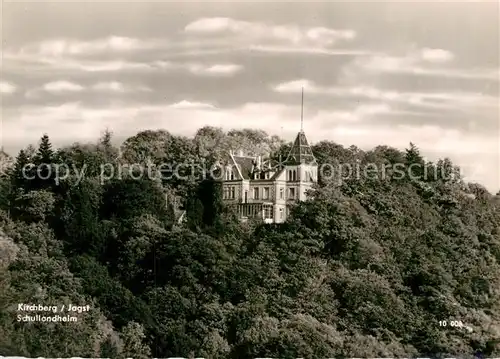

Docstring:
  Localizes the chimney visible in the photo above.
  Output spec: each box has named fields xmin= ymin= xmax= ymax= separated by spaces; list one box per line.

xmin=238 ymin=149 xmax=244 ymax=157
xmin=257 ymin=155 xmax=262 ymax=169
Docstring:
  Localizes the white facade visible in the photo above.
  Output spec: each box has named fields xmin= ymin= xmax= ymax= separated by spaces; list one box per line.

xmin=221 ymin=130 xmax=317 ymax=223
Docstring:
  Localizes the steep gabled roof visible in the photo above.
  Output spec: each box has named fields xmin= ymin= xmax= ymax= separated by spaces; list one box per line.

xmin=285 ymin=130 xmax=316 ymax=165
xmin=269 ymin=168 xmax=286 ymax=181
xmin=231 ymin=155 xmax=255 ymax=180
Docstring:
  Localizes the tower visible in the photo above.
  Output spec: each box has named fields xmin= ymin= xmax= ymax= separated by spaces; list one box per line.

xmin=284 ymin=87 xmax=317 ymax=201
xmin=219 ymin=87 xmax=317 ymax=224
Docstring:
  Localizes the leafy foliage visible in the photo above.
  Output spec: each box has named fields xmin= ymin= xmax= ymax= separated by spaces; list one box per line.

xmin=0 ymin=132 xmax=498 ymax=357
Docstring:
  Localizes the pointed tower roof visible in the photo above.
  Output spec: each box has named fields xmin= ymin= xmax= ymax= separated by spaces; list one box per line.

xmin=283 ymin=86 xmax=316 ymax=165
xmin=285 ymin=130 xmax=317 ymax=165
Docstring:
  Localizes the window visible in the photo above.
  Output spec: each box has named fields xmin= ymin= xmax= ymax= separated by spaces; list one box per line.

xmin=264 ymin=205 xmax=273 ymax=219
xmin=263 ymin=187 xmax=270 ymax=200
xmin=279 ymin=208 xmax=284 ymax=219
xmin=225 ymin=167 xmax=236 ymax=180
xmin=289 ymin=187 xmax=296 ymax=199
xmin=224 ymin=186 xmax=236 ymax=199
xmin=279 ymin=188 xmax=284 ymax=199
xmin=253 ymin=187 xmax=259 ymax=199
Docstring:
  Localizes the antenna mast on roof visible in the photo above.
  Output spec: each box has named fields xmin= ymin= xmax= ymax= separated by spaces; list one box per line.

xmin=300 ymin=87 xmax=304 ymax=132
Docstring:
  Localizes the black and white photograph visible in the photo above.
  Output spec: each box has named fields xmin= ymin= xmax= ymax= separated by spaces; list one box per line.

xmin=0 ymin=0 xmax=499 ymax=358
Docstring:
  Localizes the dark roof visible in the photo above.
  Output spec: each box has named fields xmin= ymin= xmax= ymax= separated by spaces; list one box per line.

xmin=285 ymin=130 xmax=317 ymax=165
xmin=232 ymin=155 xmax=255 ymax=180
xmin=226 ymin=131 xmax=316 ymax=181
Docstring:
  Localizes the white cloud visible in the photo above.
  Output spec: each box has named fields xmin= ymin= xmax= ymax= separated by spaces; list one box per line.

xmin=307 ymin=27 xmax=356 ymax=42
xmin=3 ymin=19 xmax=359 ymax=76
xmin=92 ymin=81 xmax=126 ymax=92
xmin=26 ymin=81 xmax=152 ymax=97
xmin=313 ymin=103 xmax=393 ymax=124
xmin=248 ymin=45 xmax=370 ymax=56
xmin=185 ymin=17 xmax=356 ymax=48
xmin=91 ymin=81 xmax=151 ymax=93
xmin=419 ymin=48 xmax=454 ymax=63
xmin=48 ymin=59 xmax=153 ymax=72
xmin=3 ymin=100 xmax=484 ymax=151
xmin=188 ymin=63 xmax=243 ymax=76
xmin=3 ymin=99 xmax=497 ymax=191
xmin=273 ymin=79 xmax=499 ymax=110
xmin=350 ymin=51 xmax=499 ymax=81
xmin=169 ymin=100 xmax=217 ymax=110
xmin=274 ymin=79 xmax=318 ymax=93
xmin=153 ymin=61 xmax=243 ymax=76
xmin=185 ymin=17 xmax=238 ymax=33
xmin=18 ymin=36 xmax=160 ymax=57
xmin=0 ymin=81 xmax=17 ymax=94
xmin=4 ymin=51 xmax=244 ymax=77
xmin=43 ymin=81 xmax=84 ymax=93
xmin=3 ymin=54 xmax=154 ymax=73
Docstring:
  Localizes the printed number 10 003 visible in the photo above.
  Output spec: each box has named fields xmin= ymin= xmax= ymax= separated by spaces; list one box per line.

xmin=439 ymin=320 xmax=464 ymax=327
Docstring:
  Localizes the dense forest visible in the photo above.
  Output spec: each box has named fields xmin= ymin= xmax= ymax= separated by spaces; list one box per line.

xmin=0 ymin=127 xmax=499 ymax=358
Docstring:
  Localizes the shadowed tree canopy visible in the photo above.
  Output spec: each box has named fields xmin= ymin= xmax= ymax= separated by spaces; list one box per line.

xmin=0 ymin=128 xmax=498 ymax=358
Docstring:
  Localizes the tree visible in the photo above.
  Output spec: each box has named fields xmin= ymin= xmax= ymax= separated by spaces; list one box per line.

xmin=194 ymin=126 xmax=228 ymax=164
xmin=12 ymin=190 xmax=55 ymax=223
xmin=98 ymin=128 xmax=119 ymax=162
xmin=186 ymin=196 xmax=204 ymax=230
xmin=55 ymin=178 xmax=105 ymax=256
xmin=0 ymin=151 xmax=14 ymax=211
xmin=34 ymin=134 xmax=55 ymax=165
xmin=11 ymin=150 xmax=32 ymax=191
xmin=120 ymin=322 xmax=151 ymax=358
xmin=405 ymin=142 xmax=425 ymax=180
xmin=32 ymin=134 xmax=57 ymax=190
xmin=1 ymin=128 xmax=499 ymax=358
xmin=101 ymin=178 xmax=171 ymax=224
xmin=121 ymin=130 xmax=172 ymax=164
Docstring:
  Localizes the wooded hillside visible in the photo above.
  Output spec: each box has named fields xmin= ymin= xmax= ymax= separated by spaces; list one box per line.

xmin=0 ymin=127 xmax=499 ymax=358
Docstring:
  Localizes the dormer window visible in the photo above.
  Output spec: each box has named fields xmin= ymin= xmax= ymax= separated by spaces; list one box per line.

xmin=225 ymin=167 xmax=235 ymax=180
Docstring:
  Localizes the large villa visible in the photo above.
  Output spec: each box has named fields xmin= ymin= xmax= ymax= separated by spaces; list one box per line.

xmin=220 ymin=129 xmax=317 ymax=223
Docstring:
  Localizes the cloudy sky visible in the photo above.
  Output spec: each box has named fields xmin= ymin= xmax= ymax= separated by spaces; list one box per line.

xmin=1 ymin=1 xmax=499 ymax=191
